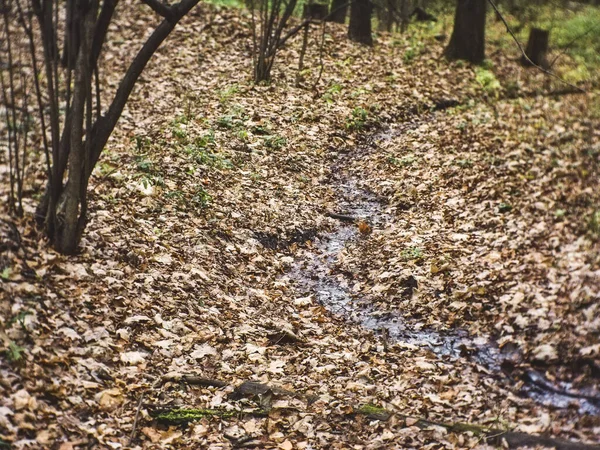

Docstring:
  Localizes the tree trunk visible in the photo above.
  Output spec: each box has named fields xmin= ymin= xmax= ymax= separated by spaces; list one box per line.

xmin=379 ymin=0 xmax=396 ymax=32
xmin=522 ymin=27 xmax=549 ymax=68
xmin=33 ymin=0 xmax=202 ymax=254
xmin=348 ymin=0 xmax=373 ymax=45
xmin=399 ymin=0 xmax=409 ymax=33
xmin=52 ymin=0 xmax=97 ymax=255
xmin=444 ymin=0 xmax=486 ymax=64
xmin=304 ymin=2 xmax=328 ymax=19
xmin=328 ymin=0 xmax=348 ymax=23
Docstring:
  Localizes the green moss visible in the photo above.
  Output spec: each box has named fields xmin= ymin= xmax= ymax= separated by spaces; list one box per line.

xmin=358 ymin=404 xmax=391 ymax=420
xmin=359 ymin=404 xmax=386 ymax=414
xmin=154 ymin=408 xmax=237 ymax=424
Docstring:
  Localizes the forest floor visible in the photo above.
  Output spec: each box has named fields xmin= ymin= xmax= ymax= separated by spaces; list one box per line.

xmin=1 ymin=3 xmax=600 ymax=449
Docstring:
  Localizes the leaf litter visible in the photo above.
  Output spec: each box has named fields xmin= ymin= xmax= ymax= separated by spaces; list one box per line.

xmin=1 ymin=1 xmax=599 ymax=448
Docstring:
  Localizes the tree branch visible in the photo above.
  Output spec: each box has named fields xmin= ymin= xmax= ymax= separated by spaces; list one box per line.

xmin=88 ymin=0 xmax=202 ymax=175
xmin=485 ymin=0 xmax=585 ymax=93
xmin=268 ymin=0 xmax=353 ymax=58
xmin=548 ymin=23 xmax=600 ymax=69
xmin=141 ymin=0 xmax=175 ymax=21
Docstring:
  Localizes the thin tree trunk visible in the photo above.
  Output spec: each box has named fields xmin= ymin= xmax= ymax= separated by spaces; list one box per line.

xmin=444 ymin=0 xmax=486 ymax=64
xmin=53 ymin=0 xmax=97 ymax=254
xmin=328 ymin=0 xmax=348 ymax=23
xmin=399 ymin=0 xmax=409 ymax=33
xmin=34 ymin=0 xmax=202 ymax=254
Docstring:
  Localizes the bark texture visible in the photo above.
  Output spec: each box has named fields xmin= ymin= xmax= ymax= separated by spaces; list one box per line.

xmin=444 ymin=0 xmax=487 ymax=64
xmin=348 ymin=0 xmax=373 ymax=45
xmin=522 ymin=27 xmax=549 ymax=68
xmin=328 ymin=0 xmax=348 ymax=23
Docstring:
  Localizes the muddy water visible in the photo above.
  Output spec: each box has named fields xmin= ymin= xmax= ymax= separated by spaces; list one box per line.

xmin=287 ymin=137 xmax=600 ymax=416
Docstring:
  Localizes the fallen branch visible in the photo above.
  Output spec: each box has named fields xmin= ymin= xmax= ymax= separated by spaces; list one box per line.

xmin=523 ymin=370 xmax=600 ymax=404
xmin=128 ymin=392 xmax=146 ymax=446
xmin=151 ymin=407 xmax=268 ymax=424
xmin=358 ymin=405 xmax=600 ymax=450
xmin=145 ymin=377 xmax=599 ymax=448
xmin=326 ymin=212 xmax=358 ymax=223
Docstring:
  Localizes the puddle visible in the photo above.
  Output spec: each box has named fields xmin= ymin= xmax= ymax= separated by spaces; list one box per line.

xmin=286 ymin=128 xmax=600 ymax=416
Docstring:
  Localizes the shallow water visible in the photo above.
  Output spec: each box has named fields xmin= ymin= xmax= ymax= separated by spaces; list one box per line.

xmin=287 ymin=132 xmax=600 ymax=416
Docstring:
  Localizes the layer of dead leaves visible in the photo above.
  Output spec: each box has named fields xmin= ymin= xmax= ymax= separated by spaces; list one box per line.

xmin=1 ymin=1 xmax=599 ymax=448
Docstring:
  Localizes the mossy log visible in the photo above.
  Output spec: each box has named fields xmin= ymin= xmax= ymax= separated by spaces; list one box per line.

xmin=151 ymin=408 xmax=268 ymax=424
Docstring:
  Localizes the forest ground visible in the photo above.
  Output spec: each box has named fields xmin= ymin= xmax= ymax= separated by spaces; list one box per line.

xmin=1 ymin=3 xmax=599 ymax=449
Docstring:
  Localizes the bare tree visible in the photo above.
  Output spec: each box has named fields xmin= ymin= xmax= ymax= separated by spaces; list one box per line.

xmin=250 ymin=0 xmax=299 ymax=82
xmin=0 ymin=0 xmax=31 ymax=216
xmin=1 ymin=0 xmax=202 ymax=254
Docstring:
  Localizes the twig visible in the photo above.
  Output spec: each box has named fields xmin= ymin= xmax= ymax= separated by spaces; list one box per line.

xmin=128 ymin=392 xmax=146 ymax=446
xmin=129 ymin=376 xmax=162 ymax=446
xmin=268 ymin=1 xmax=353 ymax=58
xmin=486 ymin=0 xmax=585 ymax=93
xmin=326 ymin=212 xmax=358 ymax=223
xmin=311 ymin=19 xmax=327 ymax=93
xmin=179 ymin=375 xmax=229 ymax=388
xmin=548 ymin=23 xmax=600 ymax=69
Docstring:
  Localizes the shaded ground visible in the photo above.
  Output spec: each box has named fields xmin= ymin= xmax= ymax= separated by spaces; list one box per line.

xmin=1 ymin=3 xmax=599 ymax=449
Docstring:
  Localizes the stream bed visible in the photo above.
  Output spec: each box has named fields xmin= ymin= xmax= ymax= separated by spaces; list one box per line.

xmin=287 ymin=137 xmax=600 ymax=417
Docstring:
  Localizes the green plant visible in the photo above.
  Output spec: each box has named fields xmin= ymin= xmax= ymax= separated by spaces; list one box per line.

xmin=401 ymin=246 xmax=423 ymax=261
xmin=192 ymin=186 xmax=212 ymax=208
xmin=135 ymin=156 xmax=153 ymax=173
xmin=218 ymin=84 xmax=239 ymax=103
xmin=388 ymin=155 xmax=416 ymax=167
xmin=10 ymin=310 xmax=32 ymax=331
xmin=323 ymin=83 xmax=342 ymax=103
xmin=217 ymin=106 xmax=246 ymax=129
xmin=456 ymin=158 xmax=473 ymax=168
xmin=170 ymin=113 xmax=192 ymax=126
xmin=134 ymin=135 xmax=151 ymax=152
xmin=403 ymin=46 xmax=418 ymax=64
xmin=346 ymin=107 xmax=369 ymax=131
xmin=251 ymin=123 xmax=272 ymax=135
xmin=190 ymin=148 xmax=233 ymax=169
xmin=139 ymin=175 xmax=164 ymax=190
xmin=193 ymin=130 xmax=216 ymax=149
xmin=6 ymin=341 xmax=25 ymax=363
xmin=350 ymin=88 xmax=367 ymax=99
xmin=475 ymin=67 xmax=501 ymax=94
xmin=0 ymin=267 xmax=11 ymax=280
xmin=172 ymin=126 xmax=188 ymax=140
xmin=263 ymin=135 xmax=286 ymax=149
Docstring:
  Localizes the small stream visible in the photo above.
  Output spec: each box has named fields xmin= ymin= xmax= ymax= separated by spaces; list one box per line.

xmin=287 ymin=138 xmax=600 ymax=417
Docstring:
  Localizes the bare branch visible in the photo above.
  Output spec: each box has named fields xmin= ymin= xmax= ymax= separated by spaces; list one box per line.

xmin=141 ymin=0 xmax=175 ymax=21
xmin=549 ymin=23 xmax=600 ymax=69
xmin=268 ymin=0 xmax=353 ymax=58
xmin=486 ymin=0 xmax=585 ymax=93
xmin=88 ymin=0 xmax=202 ymax=174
